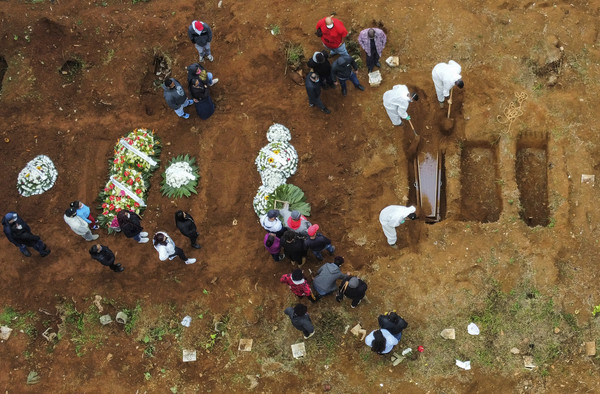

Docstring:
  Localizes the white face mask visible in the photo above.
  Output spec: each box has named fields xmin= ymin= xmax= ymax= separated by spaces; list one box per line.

xmin=326 ymin=23 xmax=334 ymax=29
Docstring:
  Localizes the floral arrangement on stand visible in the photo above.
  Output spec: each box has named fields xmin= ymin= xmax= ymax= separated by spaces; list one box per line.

xmin=96 ymin=128 xmax=161 ymax=230
xmin=252 ymin=123 xmax=310 ymax=217
xmin=16 ymin=155 xmax=58 ymax=197
xmin=161 ymin=154 xmax=199 ymax=198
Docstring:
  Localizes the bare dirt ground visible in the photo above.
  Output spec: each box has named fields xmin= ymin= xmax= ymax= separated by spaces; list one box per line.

xmin=2 ymin=0 xmax=600 ymax=392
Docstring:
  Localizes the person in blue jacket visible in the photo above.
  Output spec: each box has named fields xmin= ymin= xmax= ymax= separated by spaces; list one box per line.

xmin=70 ymin=200 xmax=99 ymax=230
xmin=2 ymin=212 xmax=50 ymax=257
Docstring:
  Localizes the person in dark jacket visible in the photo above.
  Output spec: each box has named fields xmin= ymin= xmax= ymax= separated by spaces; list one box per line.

xmin=186 ymin=63 xmax=218 ymax=86
xmin=304 ymin=224 xmax=335 ymax=261
xmin=336 ymin=276 xmax=368 ymax=308
xmin=188 ymin=20 xmax=214 ymax=62
xmin=331 ymin=55 xmax=365 ymax=96
xmin=116 ymin=210 xmax=148 ymax=243
xmin=89 ymin=244 xmax=124 ymax=272
xmin=175 ymin=210 xmax=201 ymax=249
xmin=378 ymin=311 xmax=408 ymax=341
xmin=2 ymin=212 xmax=50 ymax=257
xmin=284 ymin=303 xmax=315 ymax=339
xmin=305 ymin=72 xmax=331 ymax=114
xmin=162 ymin=78 xmax=194 ymax=119
xmin=281 ymin=230 xmax=307 ymax=267
xmin=307 ymin=51 xmax=334 ymax=89
xmin=264 ymin=233 xmax=284 ymax=262
xmin=189 ymin=77 xmax=215 ymax=120
xmin=312 ymin=256 xmax=349 ymax=299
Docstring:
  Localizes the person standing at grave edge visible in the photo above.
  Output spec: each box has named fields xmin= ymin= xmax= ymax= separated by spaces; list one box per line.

xmin=432 ymin=60 xmax=464 ymax=108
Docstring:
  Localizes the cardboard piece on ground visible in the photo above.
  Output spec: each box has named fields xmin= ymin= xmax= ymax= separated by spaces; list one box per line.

xmin=385 ymin=56 xmax=399 ymax=67
xmin=581 ymin=174 xmax=595 ymax=185
xmin=182 ymin=349 xmax=197 ymax=362
xmin=585 ymin=341 xmax=596 ymax=356
xmin=0 ymin=326 xmax=13 ymax=340
xmin=291 ymin=342 xmax=306 ymax=359
xmin=368 ymin=71 xmax=382 ymax=87
xmin=238 ymin=338 xmax=253 ymax=352
xmin=99 ymin=314 xmax=112 ymax=325
xmin=391 ymin=352 xmax=404 ymax=366
xmin=440 ymin=328 xmax=456 ymax=340
xmin=350 ymin=324 xmax=367 ymax=340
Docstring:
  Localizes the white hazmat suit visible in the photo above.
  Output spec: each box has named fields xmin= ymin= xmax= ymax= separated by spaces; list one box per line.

xmin=382 ymin=84 xmax=412 ymax=126
xmin=379 ymin=205 xmax=416 ymax=246
xmin=432 ymin=60 xmax=462 ymax=103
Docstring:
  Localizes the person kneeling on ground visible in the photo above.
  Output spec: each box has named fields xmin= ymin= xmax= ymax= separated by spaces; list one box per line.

xmin=378 ymin=311 xmax=408 ymax=341
xmin=153 ymin=231 xmax=196 ymax=265
xmin=89 ymin=244 xmax=124 ymax=272
xmin=365 ymin=328 xmax=398 ymax=354
xmin=284 ymin=303 xmax=315 ymax=339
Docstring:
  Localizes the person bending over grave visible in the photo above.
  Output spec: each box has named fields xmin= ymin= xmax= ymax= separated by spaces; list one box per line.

xmin=284 ymin=303 xmax=315 ymax=339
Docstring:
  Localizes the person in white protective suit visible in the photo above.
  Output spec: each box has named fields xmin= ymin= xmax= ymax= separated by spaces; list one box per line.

xmin=382 ymin=85 xmax=419 ymax=126
xmin=431 ymin=60 xmax=464 ymax=108
xmin=379 ymin=205 xmax=417 ymax=248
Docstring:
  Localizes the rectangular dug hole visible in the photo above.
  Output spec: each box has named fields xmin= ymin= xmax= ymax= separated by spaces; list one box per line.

xmin=459 ymin=142 xmax=502 ymax=222
xmin=516 ymin=137 xmax=549 ymax=227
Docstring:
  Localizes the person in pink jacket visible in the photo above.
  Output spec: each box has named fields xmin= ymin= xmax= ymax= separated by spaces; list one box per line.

xmin=358 ymin=28 xmax=387 ymax=73
xmin=264 ymin=233 xmax=285 ymax=262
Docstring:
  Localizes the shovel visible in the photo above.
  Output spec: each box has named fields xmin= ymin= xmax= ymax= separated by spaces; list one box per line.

xmin=447 ymin=88 xmax=453 ymax=118
xmin=406 ymin=118 xmax=421 ymax=158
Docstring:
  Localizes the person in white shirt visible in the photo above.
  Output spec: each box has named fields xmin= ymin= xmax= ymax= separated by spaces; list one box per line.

xmin=432 ymin=60 xmax=464 ymax=108
xmin=379 ymin=205 xmax=417 ymax=248
xmin=153 ymin=231 xmax=196 ymax=265
xmin=365 ymin=329 xmax=399 ymax=354
xmin=259 ymin=209 xmax=286 ymax=237
xmin=382 ymin=85 xmax=419 ymax=126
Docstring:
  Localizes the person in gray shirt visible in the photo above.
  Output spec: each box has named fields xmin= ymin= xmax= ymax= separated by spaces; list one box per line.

xmin=312 ymin=256 xmax=349 ymax=299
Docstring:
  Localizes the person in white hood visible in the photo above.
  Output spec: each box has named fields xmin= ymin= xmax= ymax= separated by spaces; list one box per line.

xmin=382 ymin=85 xmax=419 ymax=126
xmin=431 ymin=60 xmax=464 ymax=108
xmin=153 ymin=231 xmax=196 ymax=265
xmin=379 ymin=205 xmax=417 ymax=248
xmin=64 ymin=207 xmax=99 ymax=241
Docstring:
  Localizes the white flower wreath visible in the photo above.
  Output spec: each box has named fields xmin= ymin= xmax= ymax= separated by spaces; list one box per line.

xmin=266 ymin=123 xmax=292 ymax=143
xmin=16 ymin=155 xmax=58 ymax=197
xmin=165 ymin=161 xmax=197 ymax=189
xmin=253 ymin=185 xmax=274 ymax=216
xmin=255 ymin=142 xmax=298 ymax=179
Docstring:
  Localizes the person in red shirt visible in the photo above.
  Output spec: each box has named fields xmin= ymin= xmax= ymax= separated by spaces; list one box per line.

xmin=315 ymin=15 xmax=349 ymax=57
xmin=280 ymin=269 xmax=316 ymax=302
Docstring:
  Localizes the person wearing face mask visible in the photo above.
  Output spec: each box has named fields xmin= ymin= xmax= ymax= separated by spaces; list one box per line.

xmin=2 ymin=212 xmax=50 ymax=257
xmin=315 ymin=15 xmax=349 ymax=57
xmin=382 ymin=85 xmax=419 ymax=126
xmin=305 ymin=72 xmax=331 ymax=114
xmin=358 ymin=27 xmax=387 ymax=73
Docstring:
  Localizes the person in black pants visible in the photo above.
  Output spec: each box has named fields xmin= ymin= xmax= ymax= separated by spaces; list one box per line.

xmin=307 ymin=51 xmax=334 ymax=89
xmin=175 ymin=210 xmax=201 ymax=249
xmin=336 ymin=276 xmax=368 ymax=308
xmin=89 ymin=244 xmax=124 ymax=272
xmin=305 ymin=72 xmax=331 ymax=114
xmin=378 ymin=311 xmax=408 ymax=340
xmin=281 ymin=230 xmax=307 ymax=267
xmin=2 ymin=212 xmax=50 ymax=257
xmin=284 ymin=304 xmax=315 ymax=339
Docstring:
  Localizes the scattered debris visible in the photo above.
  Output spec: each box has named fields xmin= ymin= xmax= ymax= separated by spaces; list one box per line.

xmin=554 ymin=327 xmax=560 ymax=334
xmin=0 ymin=326 xmax=13 ymax=340
xmin=343 ymin=325 xmax=350 ymax=334
xmin=38 ymin=308 xmax=53 ymax=316
xmin=467 ymin=323 xmax=480 ymax=335
xmin=585 ymin=341 xmax=596 ymax=356
xmin=368 ymin=70 xmax=382 ymax=87
xmin=350 ymin=324 xmax=367 ymax=340
xmin=27 ymin=371 xmax=41 ymax=385
xmin=510 ymin=347 xmax=521 ymax=355
xmin=217 ymin=0 xmax=223 ymax=7
xmin=246 ymin=374 xmax=259 ymax=390
xmin=99 ymin=314 xmax=113 ymax=325
xmin=417 ymin=346 xmax=424 ymax=353
xmin=116 ymin=311 xmax=128 ymax=324
xmin=440 ymin=328 xmax=456 ymax=340
xmin=455 ymin=359 xmax=471 ymax=370
xmin=106 ymin=353 xmax=113 ymax=362
xmin=232 ymin=218 xmax=238 ymax=226
xmin=42 ymin=327 xmax=57 ymax=342
xmin=523 ymin=355 xmax=536 ymax=369
xmin=210 ymin=277 xmax=218 ymax=285
xmin=323 ymin=383 xmax=332 ymax=391
xmin=181 ymin=316 xmax=192 ymax=327
xmin=402 ymin=348 xmax=413 ymax=356
xmin=182 ymin=349 xmax=197 ymax=362
xmin=238 ymin=338 xmax=253 ymax=352
xmin=385 ymin=56 xmax=399 ymax=67
xmin=94 ymin=295 xmax=103 ymax=313
xmin=581 ymin=174 xmax=595 ymax=185
xmin=391 ymin=352 xmax=403 ymax=366
xmin=291 ymin=342 xmax=306 ymax=359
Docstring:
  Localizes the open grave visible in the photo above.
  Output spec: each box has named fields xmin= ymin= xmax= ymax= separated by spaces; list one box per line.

xmin=516 ymin=135 xmax=549 ymax=227
xmin=459 ymin=142 xmax=502 ymax=222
